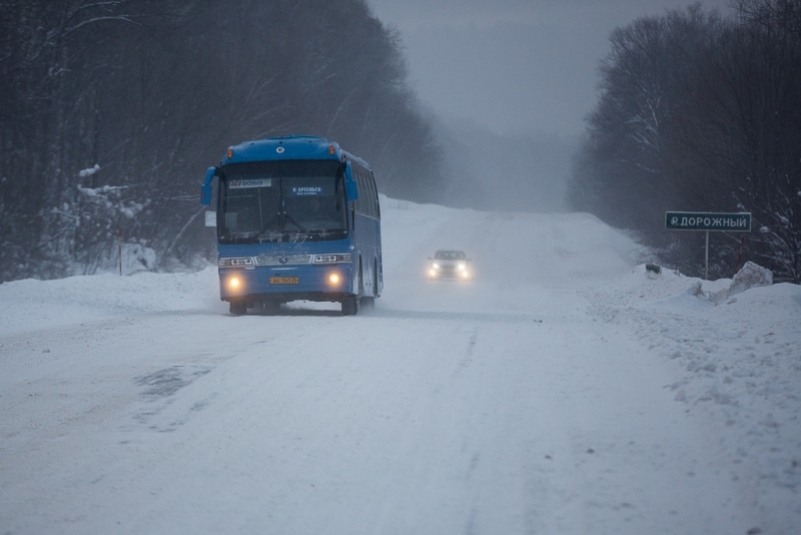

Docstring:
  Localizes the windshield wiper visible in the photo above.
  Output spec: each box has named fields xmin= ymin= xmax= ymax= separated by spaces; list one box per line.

xmin=283 ymin=213 xmax=308 ymax=233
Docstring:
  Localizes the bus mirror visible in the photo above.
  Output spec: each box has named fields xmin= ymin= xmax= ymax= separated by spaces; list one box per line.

xmin=200 ymin=166 xmax=217 ymax=206
xmin=205 ymin=211 xmax=216 ymax=227
xmin=344 ymin=162 xmax=358 ymax=200
xmin=200 ymin=184 xmax=212 ymax=206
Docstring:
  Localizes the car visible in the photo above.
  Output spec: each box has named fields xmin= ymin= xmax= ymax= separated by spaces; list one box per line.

xmin=427 ymin=250 xmax=471 ymax=280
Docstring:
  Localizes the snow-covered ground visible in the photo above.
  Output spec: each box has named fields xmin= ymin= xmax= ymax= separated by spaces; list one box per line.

xmin=1 ymin=197 xmax=799 ymax=534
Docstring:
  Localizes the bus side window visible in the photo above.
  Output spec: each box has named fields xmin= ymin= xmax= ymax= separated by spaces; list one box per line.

xmin=371 ymin=173 xmax=378 ymax=218
xmin=356 ymin=165 xmax=377 ymax=218
xmin=355 ymin=167 xmax=366 ymax=215
xmin=371 ymin=172 xmax=380 ymax=218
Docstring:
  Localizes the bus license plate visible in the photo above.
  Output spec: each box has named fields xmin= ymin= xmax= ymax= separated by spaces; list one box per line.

xmin=270 ymin=276 xmax=299 ymax=284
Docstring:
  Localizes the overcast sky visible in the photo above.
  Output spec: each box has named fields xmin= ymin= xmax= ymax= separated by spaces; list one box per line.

xmin=368 ymin=0 xmax=732 ymax=137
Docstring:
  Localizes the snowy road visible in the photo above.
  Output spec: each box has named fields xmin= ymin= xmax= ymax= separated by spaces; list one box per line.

xmin=2 ymin=199 xmax=798 ymax=534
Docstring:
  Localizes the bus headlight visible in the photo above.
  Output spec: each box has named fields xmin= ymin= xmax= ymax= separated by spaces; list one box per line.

xmin=227 ymin=275 xmax=243 ymax=291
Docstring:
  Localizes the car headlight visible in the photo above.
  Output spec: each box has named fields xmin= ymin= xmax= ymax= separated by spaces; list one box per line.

xmin=432 ymin=262 xmax=440 ymax=269
xmin=457 ymin=263 xmax=466 ymax=271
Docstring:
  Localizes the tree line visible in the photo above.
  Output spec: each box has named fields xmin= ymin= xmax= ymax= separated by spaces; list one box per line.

xmin=0 ymin=0 xmax=443 ymax=281
xmin=569 ymin=0 xmax=800 ymax=283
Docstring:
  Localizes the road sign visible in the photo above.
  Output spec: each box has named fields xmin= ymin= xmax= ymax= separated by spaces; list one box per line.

xmin=665 ymin=211 xmax=751 ymax=232
xmin=665 ymin=211 xmax=752 ymax=280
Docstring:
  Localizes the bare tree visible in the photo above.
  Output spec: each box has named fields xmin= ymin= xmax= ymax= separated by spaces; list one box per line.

xmin=568 ymin=2 xmax=800 ymax=282
xmin=0 ymin=0 xmax=447 ymax=281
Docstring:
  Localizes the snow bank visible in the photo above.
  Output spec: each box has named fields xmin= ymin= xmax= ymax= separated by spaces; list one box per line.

xmin=582 ymin=262 xmax=801 ymax=528
xmin=0 ymin=267 xmax=225 ymax=337
xmin=727 ymin=260 xmax=773 ymax=296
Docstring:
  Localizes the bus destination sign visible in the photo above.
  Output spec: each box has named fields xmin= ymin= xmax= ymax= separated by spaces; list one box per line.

xmin=665 ymin=211 xmax=752 ymax=232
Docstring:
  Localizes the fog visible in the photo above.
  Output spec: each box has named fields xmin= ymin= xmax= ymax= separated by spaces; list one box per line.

xmin=367 ymin=0 xmax=732 ymax=212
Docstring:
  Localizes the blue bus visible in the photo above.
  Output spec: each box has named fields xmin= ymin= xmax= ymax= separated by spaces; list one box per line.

xmin=200 ymin=136 xmax=382 ymax=315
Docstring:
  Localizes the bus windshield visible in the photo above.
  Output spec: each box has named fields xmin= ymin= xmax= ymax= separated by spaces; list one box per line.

xmin=219 ymin=160 xmax=347 ymax=243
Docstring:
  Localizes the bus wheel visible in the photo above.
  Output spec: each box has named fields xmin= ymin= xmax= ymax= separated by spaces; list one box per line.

xmin=342 ymin=295 xmax=359 ymax=316
xmin=229 ymin=301 xmax=247 ymax=316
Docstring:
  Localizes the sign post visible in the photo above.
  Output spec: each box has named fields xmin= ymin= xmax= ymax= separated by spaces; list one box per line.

xmin=118 ymin=228 xmax=122 ymax=276
xmin=665 ymin=211 xmax=752 ymax=279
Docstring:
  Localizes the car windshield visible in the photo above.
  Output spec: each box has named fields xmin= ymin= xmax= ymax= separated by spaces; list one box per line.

xmin=434 ymin=250 xmax=466 ymax=260
xmin=218 ymin=160 xmax=346 ymax=243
